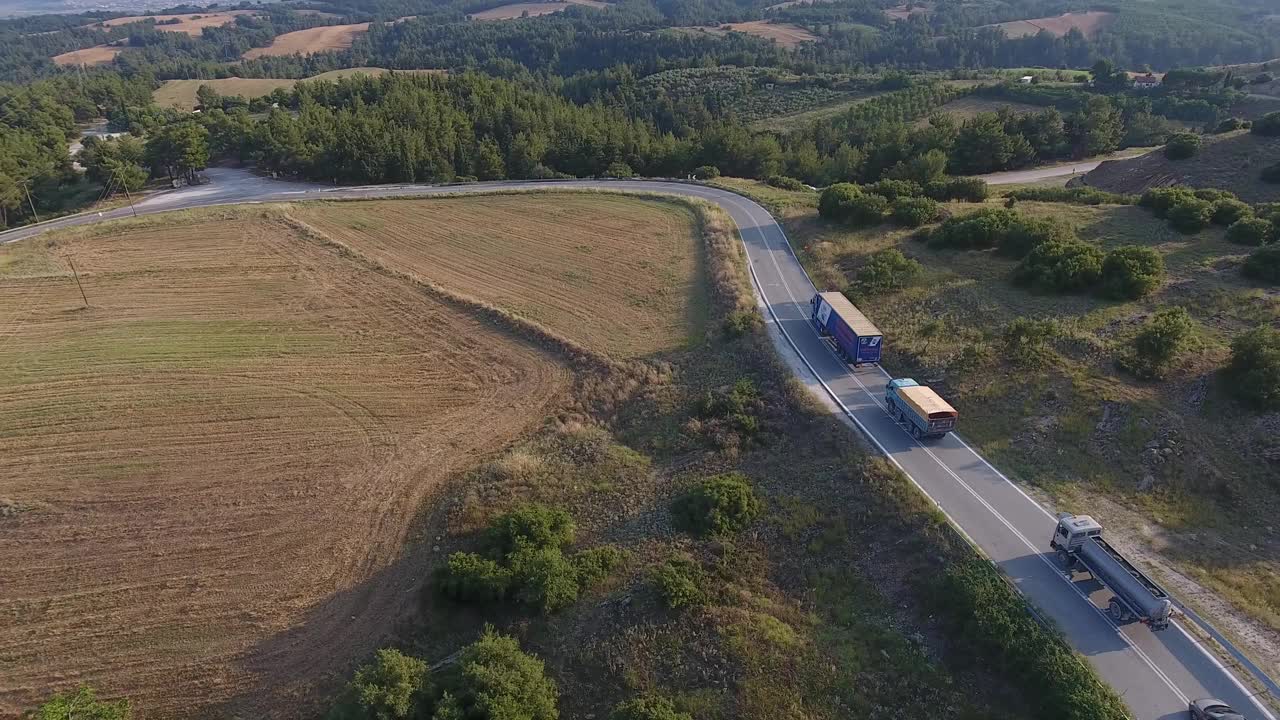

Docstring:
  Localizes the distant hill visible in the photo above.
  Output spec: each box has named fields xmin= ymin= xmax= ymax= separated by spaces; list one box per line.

xmin=1077 ymin=131 xmax=1280 ymax=203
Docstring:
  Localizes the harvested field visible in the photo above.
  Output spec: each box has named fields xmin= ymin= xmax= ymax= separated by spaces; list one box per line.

xmin=985 ymin=10 xmax=1115 ymax=38
xmin=243 ymin=22 xmax=371 ymax=59
xmin=90 ymin=10 xmax=255 ymax=35
xmin=295 ymin=194 xmax=708 ymax=358
xmin=0 ymin=206 xmax=573 ymax=718
xmin=51 ymin=44 xmax=122 ymax=66
xmin=153 ymin=68 xmax=443 ymax=110
xmin=469 ymin=0 xmax=606 ymax=20
xmin=883 ymin=2 xmax=929 ymax=20
xmin=678 ymin=20 xmax=818 ymax=47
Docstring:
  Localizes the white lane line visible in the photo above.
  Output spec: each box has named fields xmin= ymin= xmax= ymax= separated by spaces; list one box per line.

xmin=719 ymin=193 xmax=1191 ymax=707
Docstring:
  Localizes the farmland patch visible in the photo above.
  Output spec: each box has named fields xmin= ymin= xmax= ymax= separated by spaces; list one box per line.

xmin=89 ymin=10 xmax=255 ymax=35
xmin=984 ymin=10 xmax=1116 ymax=38
xmin=468 ymin=0 xmax=607 ymax=20
xmin=51 ymin=44 xmax=122 ymax=66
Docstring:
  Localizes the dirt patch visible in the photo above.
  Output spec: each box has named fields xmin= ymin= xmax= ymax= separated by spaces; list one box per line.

xmin=0 ymin=207 xmax=570 ymax=718
xmin=294 ymin=195 xmax=709 ymax=359
xmin=679 ymin=21 xmax=819 ymax=48
xmin=985 ymin=10 xmax=1115 ymax=38
xmin=1081 ymin=132 xmax=1280 ymax=203
xmin=90 ymin=10 xmax=255 ymax=36
xmin=468 ymin=0 xmax=607 ymax=20
xmin=51 ymin=44 xmax=123 ymax=66
xmin=243 ymin=23 xmax=371 ymax=59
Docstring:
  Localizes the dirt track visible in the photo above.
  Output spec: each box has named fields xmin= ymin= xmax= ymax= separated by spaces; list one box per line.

xmin=0 ymin=210 xmax=569 ymax=717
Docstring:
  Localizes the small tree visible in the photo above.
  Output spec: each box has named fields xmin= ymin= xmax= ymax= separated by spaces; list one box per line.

xmin=439 ymin=628 xmax=559 ymax=720
xmin=1226 ymin=217 xmax=1273 ymax=246
xmin=890 ymin=196 xmax=941 ymax=227
xmin=850 ymin=248 xmax=922 ymax=296
xmin=1225 ymin=327 xmax=1280 ymax=410
xmin=507 ymin=544 xmax=580 ymax=614
xmin=866 ymin=178 xmax=922 ymax=200
xmin=672 ymin=473 xmax=762 ymax=537
xmin=604 ymin=161 xmax=635 ymax=178
xmin=610 ymin=696 xmax=693 ymax=720
xmin=844 ymin=193 xmax=890 ymax=226
xmin=329 ymin=649 xmax=431 ymax=720
xmin=1211 ymin=198 xmax=1252 ymax=226
xmin=653 ymin=553 xmax=706 ymax=610
xmin=818 ymin=182 xmax=862 ymax=222
xmin=692 ymin=164 xmax=720 ymax=179
xmin=1013 ymin=239 xmax=1104 ymax=292
xmin=997 ymin=216 xmax=1073 ymax=258
xmin=29 ymin=687 xmax=129 ymax=720
xmin=1243 ymin=245 xmax=1280 ymax=284
xmin=1166 ymin=197 xmax=1214 ymax=233
xmin=1101 ymin=246 xmax=1165 ymax=299
xmin=484 ymin=504 xmax=575 ymax=557
xmin=435 ymin=552 xmax=511 ymax=604
xmin=1124 ymin=308 xmax=1195 ymax=379
xmin=1251 ymin=111 xmax=1280 ymax=136
xmin=1164 ymin=133 xmax=1202 ymax=159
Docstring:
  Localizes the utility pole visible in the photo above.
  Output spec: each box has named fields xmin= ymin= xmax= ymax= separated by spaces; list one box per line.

xmin=69 ymin=259 xmax=89 ymax=308
xmin=109 ymin=166 xmax=138 ymax=217
xmin=22 ymin=181 xmax=39 ymax=224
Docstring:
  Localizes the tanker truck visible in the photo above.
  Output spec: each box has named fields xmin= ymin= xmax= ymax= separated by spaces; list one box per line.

xmin=1050 ymin=513 xmax=1174 ymax=630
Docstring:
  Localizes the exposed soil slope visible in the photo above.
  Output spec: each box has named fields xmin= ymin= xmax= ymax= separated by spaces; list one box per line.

xmin=1079 ymin=132 xmax=1280 ymax=203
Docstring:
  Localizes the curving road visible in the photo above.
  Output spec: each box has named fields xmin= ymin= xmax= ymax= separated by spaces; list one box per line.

xmin=2 ymin=171 xmax=1275 ymax=720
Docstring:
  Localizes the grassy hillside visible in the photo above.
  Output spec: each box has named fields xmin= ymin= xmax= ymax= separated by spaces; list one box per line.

xmin=153 ymin=68 xmax=440 ymax=110
xmin=1082 ymin=132 xmax=1280 ymax=203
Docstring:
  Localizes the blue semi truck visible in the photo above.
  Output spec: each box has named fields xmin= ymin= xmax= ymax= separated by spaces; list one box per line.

xmin=885 ymin=378 xmax=958 ymax=439
xmin=810 ymin=292 xmax=883 ymax=366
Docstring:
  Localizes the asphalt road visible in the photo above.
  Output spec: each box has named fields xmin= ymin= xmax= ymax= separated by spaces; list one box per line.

xmin=1 ymin=171 xmax=1274 ymax=720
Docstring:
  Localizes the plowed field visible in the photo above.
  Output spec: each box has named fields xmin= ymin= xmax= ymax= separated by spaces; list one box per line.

xmin=469 ymin=0 xmax=606 ymax=20
xmin=0 ymin=208 xmax=570 ymax=717
xmin=243 ymin=23 xmax=371 ymax=58
xmin=295 ymin=194 xmax=708 ymax=358
xmin=91 ymin=10 xmax=256 ymax=35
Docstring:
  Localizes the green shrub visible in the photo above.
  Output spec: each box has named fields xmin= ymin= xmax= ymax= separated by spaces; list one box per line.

xmin=928 ymin=207 xmax=1018 ymax=249
xmin=1167 ymin=197 xmax=1214 ymax=233
xmin=485 ymin=504 xmax=575 ymax=557
xmin=850 ymin=248 xmax=922 ymax=295
xmin=693 ymin=164 xmax=720 ymax=179
xmin=934 ymin=560 xmax=1129 ymax=720
xmin=1212 ymin=198 xmax=1252 ymax=226
xmin=604 ymin=161 xmax=635 ymax=178
xmin=610 ymin=696 xmax=693 ymax=720
xmin=844 ymin=192 xmax=890 ymax=226
xmin=1193 ymin=188 xmax=1237 ymax=203
xmin=29 ymin=687 xmax=130 ymax=720
xmin=672 ymin=472 xmax=762 ymax=537
xmin=890 ymin=195 xmax=941 ymax=227
xmin=1124 ymin=308 xmax=1195 ymax=379
xmin=1251 ymin=111 xmax=1280 ymax=136
xmin=436 ymin=552 xmax=512 ymax=604
xmin=722 ymin=309 xmax=760 ymax=338
xmin=1002 ymin=318 xmax=1060 ymax=367
xmin=507 ymin=544 xmax=580 ymax=614
xmin=1214 ymin=117 xmax=1247 ymax=133
xmin=1226 ymin=216 xmax=1273 ymax=246
xmin=653 ymin=554 xmax=707 ymax=609
xmin=997 ymin=216 xmax=1073 ymax=258
xmin=329 ymin=649 xmax=431 ymax=720
xmin=1004 ymin=186 xmax=1137 ymax=205
xmin=436 ymin=628 xmax=559 ymax=720
xmin=1262 ymin=163 xmax=1280 ymax=184
xmin=1243 ymin=245 xmax=1280 ymax=284
xmin=1013 ymin=239 xmax=1104 ymax=292
xmin=1139 ymin=186 xmax=1196 ymax=218
xmin=866 ymin=178 xmax=922 ymax=200
xmin=1225 ymin=327 xmax=1280 ymax=410
xmin=765 ymin=174 xmax=807 ymax=191
xmin=1164 ymin=132 xmax=1202 ymax=159
xmin=572 ymin=545 xmax=626 ymax=587
xmin=925 ymin=176 xmax=989 ymax=202
xmin=1100 ymin=245 xmax=1165 ymax=299
xmin=818 ymin=182 xmax=862 ymax=222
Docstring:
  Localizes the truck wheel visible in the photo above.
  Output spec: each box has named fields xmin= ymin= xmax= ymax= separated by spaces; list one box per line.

xmin=1108 ymin=599 xmax=1126 ymax=622
xmin=1055 ymin=548 xmax=1071 ymax=569
xmin=911 ymin=425 xmax=922 ymax=440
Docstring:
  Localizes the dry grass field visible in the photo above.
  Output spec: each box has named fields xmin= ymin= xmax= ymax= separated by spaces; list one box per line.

xmin=469 ymin=0 xmax=606 ymax=20
xmin=295 ymin=194 xmax=708 ymax=358
xmin=90 ymin=10 xmax=255 ymax=35
xmin=678 ymin=20 xmax=818 ymax=48
xmin=51 ymin=44 xmax=122 ymax=66
xmin=985 ymin=10 xmax=1115 ymax=38
xmin=0 ymin=208 xmax=565 ymax=717
xmin=153 ymin=68 xmax=441 ymax=110
xmin=243 ymin=23 xmax=371 ymax=59
xmin=0 ymin=193 xmax=709 ymax=718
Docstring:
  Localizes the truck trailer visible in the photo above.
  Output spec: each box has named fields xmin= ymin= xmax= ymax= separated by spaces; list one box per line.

xmin=1050 ymin=513 xmax=1174 ymax=630
xmin=885 ymin=378 xmax=958 ymax=439
xmin=810 ymin=292 xmax=882 ymax=366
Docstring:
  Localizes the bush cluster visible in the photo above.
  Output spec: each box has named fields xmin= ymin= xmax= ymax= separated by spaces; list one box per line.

xmin=765 ymin=174 xmax=807 ymax=191
xmin=1227 ymin=216 xmax=1274 ymax=246
xmin=1121 ymin=307 xmax=1196 ymax=379
xmin=329 ymin=630 xmax=559 ymax=720
xmin=1251 ymin=111 xmax=1280 ymax=136
xmin=1225 ymin=327 xmax=1280 ymax=411
xmin=672 ymin=472 xmax=762 ymax=537
xmin=693 ymin=164 xmax=721 ymax=179
xmin=849 ymin=248 xmax=923 ymax=296
xmin=1003 ymin=186 xmax=1137 ymax=205
xmin=1013 ymin=238 xmax=1103 ymax=292
xmin=29 ymin=688 xmax=130 ymax=720
xmin=1003 ymin=318 xmax=1060 ymax=368
xmin=925 ymin=207 xmax=1019 ymax=249
xmin=435 ymin=504 xmax=623 ymax=614
xmin=890 ymin=195 xmax=941 ymax=227
xmin=1163 ymin=132 xmax=1202 ymax=159
xmin=1100 ymin=245 xmax=1165 ymax=300
xmin=1243 ymin=245 xmax=1280 ymax=284
xmin=1140 ymin=186 xmax=1252 ymax=234
xmin=610 ymin=696 xmax=693 ymax=720
xmin=695 ymin=377 xmax=764 ymax=441
xmin=924 ymin=176 xmax=990 ymax=202
xmin=1214 ymin=117 xmax=1250 ymax=133
xmin=934 ymin=560 xmax=1130 ymax=720
xmin=996 ymin=216 xmax=1073 ymax=258
xmin=653 ymin=553 xmax=707 ymax=610
xmin=866 ymin=178 xmax=922 ymax=200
